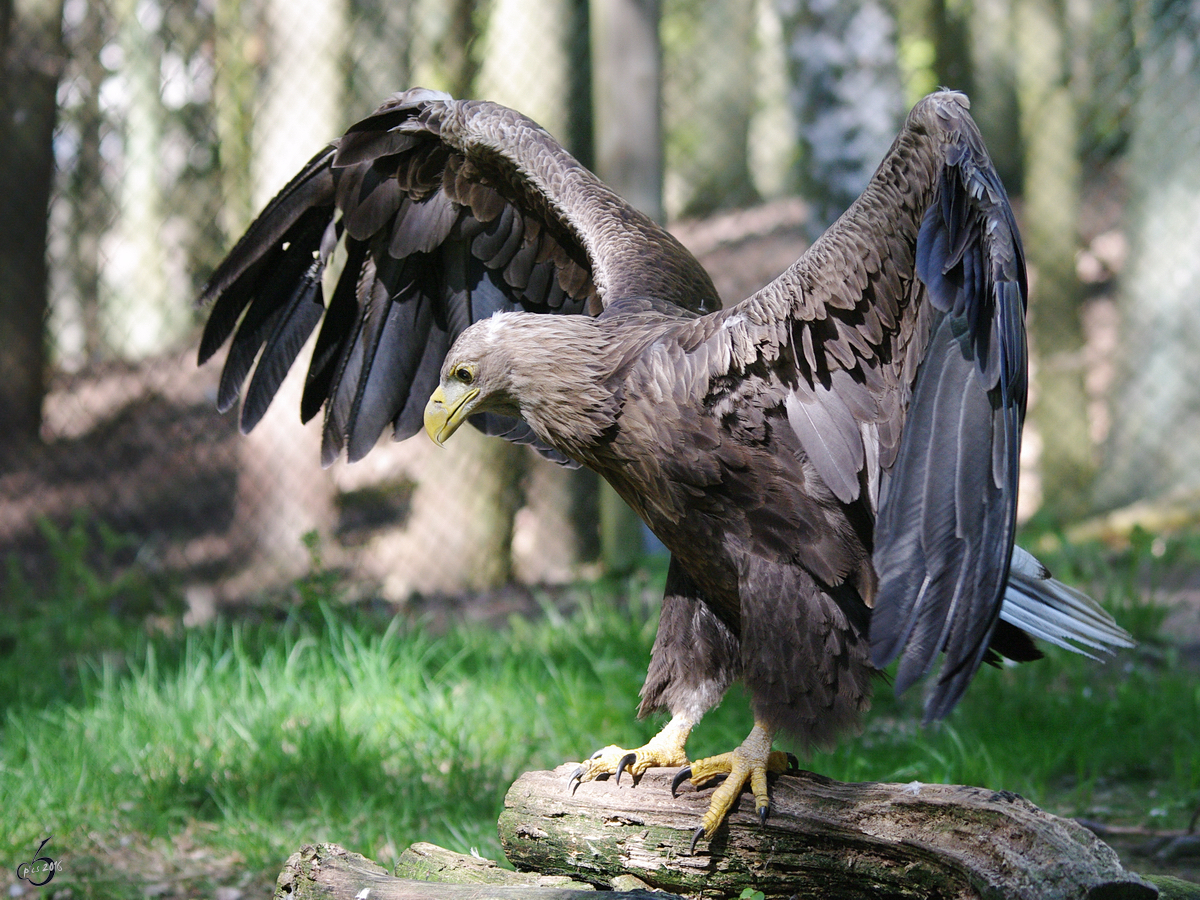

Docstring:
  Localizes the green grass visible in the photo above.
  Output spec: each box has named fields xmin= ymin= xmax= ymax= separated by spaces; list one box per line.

xmin=1 ymin=521 xmax=1198 ymax=898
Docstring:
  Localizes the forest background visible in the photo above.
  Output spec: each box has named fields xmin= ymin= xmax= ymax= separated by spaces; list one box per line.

xmin=4 ymin=0 xmax=1200 ymax=597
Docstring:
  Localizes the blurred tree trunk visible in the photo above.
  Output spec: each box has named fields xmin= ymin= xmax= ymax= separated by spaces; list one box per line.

xmin=507 ymin=0 xmax=599 ymax=583
xmin=589 ymin=0 xmax=661 ymax=572
xmin=928 ymin=0 xmax=971 ymax=96
xmin=438 ymin=0 xmax=482 ymax=98
xmin=478 ymin=0 xmax=578 ymax=140
xmin=663 ymin=0 xmax=758 ymax=218
xmin=105 ymin=0 xmax=181 ymax=359
xmin=1014 ymin=0 xmax=1093 ymax=521
xmin=213 ymin=0 xmax=258 ymax=239
xmin=346 ymin=0 xmax=415 ymax=108
xmin=891 ymin=0 xmax=972 ymax=102
xmin=563 ymin=0 xmax=593 ymax=168
xmin=965 ymin=0 xmax=1021 ymax=187
xmin=64 ymin=0 xmax=106 ymax=364
xmin=0 ymin=0 xmax=65 ymax=450
xmin=467 ymin=0 xmax=595 ymax=585
xmin=591 ymin=0 xmax=661 ymax=224
xmin=512 ymin=453 xmax=600 ymax=584
xmin=226 ymin=0 xmax=348 ymax=579
xmin=1094 ymin=1 xmax=1200 ymax=510
xmin=775 ymin=0 xmax=906 ymax=239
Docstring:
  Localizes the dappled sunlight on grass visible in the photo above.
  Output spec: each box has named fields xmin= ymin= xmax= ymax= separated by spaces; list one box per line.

xmin=2 ymin=526 xmax=1198 ymax=898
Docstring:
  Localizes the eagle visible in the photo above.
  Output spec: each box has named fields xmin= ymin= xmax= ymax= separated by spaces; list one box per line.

xmin=198 ymin=88 xmax=1132 ymax=847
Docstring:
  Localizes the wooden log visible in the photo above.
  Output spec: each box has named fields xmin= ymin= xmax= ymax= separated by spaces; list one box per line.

xmin=273 ymin=842 xmax=684 ymax=900
xmin=392 ymin=841 xmax=593 ymax=889
xmin=499 ymin=764 xmax=1159 ymax=900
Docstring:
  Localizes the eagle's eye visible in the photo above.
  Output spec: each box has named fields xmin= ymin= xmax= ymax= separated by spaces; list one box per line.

xmin=453 ymin=366 xmax=474 ymax=385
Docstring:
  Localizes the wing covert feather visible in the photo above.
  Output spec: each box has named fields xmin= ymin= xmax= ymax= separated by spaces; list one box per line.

xmin=197 ymin=88 xmax=720 ymax=465
xmin=719 ymin=91 xmax=1028 ymax=719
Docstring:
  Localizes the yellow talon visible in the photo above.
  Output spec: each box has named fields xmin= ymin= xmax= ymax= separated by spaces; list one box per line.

xmin=569 ymin=716 xmax=693 ymax=788
xmin=568 ymin=718 xmax=796 ymax=854
xmin=679 ymin=723 xmax=793 ymax=848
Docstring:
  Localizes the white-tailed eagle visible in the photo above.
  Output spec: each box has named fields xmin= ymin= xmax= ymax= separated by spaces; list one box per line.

xmin=198 ymin=89 xmax=1131 ymax=847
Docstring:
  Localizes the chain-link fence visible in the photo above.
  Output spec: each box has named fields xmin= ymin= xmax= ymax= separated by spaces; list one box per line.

xmin=3 ymin=0 xmax=1199 ymax=610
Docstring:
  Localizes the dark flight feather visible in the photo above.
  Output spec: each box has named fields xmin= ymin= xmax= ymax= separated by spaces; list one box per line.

xmin=864 ymin=96 xmax=1028 ymax=717
xmin=197 ymin=148 xmax=336 ymax=353
xmin=301 ymin=238 xmax=367 ymax=424
xmin=346 ymin=284 xmax=434 ymax=461
xmin=239 ymin=258 xmax=326 ymax=432
xmin=392 ymin=324 xmax=449 ymax=441
xmin=213 ymin=208 xmax=331 ymax=414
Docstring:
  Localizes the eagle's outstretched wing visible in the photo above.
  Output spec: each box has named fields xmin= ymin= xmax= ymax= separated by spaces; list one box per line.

xmin=727 ymin=91 xmax=1028 ymax=717
xmin=198 ymin=88 xmax=720 ymax=465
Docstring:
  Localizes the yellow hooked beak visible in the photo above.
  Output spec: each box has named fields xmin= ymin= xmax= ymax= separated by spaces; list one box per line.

xmin=423 ymin=382 xmax=480 ymax=446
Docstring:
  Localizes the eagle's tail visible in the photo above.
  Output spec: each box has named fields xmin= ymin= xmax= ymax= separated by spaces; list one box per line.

xmin=999 ymin=546 xmax=1135 ymax=657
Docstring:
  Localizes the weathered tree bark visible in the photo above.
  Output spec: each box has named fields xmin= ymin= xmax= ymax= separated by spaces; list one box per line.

xmin=274 ymin=842 xmax=679 ymax=900
xmin=392 ymin=841 xmax=593 ymax=888
xmin=498 ymin=765 xmax=1156 ymax=899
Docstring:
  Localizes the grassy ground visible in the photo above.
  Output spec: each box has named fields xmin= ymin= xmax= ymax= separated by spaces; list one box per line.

xmin=2 ymin=520 xmax=1197 ymax=899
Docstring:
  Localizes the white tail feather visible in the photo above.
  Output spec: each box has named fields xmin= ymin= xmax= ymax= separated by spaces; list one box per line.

xmin=1000 ymin=546 xmax=1135 ymax=656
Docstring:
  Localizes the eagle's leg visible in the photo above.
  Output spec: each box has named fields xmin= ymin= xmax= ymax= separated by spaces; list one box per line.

xmin=569 ymin=714 xmax=694 ymax=788
xmin=671 ymin=722 xmax=796 ymax=849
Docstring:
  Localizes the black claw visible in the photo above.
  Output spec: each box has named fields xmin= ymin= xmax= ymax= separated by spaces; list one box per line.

xmin=568 ymin=765 xmax=585 ymax=794
xmin=758 ymin=804 xmax=769 ymax=827
xmin=615 ymin=752 xmax=637 ymax=786
xmin=786 ymin=752 xmax=800 ymax=773
xmin=590 ymin=749 xmax=605 ymax=760
xmin=689 ymin=825 xmax=706 ymax=855
xmin=671 ymin=765 xmax=693 ymax=798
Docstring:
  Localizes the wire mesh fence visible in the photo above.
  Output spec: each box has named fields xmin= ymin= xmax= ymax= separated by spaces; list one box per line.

xmin=3 ymin=0 xmax=1200 ymax=609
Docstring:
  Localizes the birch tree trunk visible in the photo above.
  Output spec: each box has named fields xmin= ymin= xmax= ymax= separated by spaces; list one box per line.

xmin=775 ymin=0 xmax=906 ymax=239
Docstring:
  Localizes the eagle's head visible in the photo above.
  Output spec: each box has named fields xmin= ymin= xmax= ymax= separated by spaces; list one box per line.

xmin=423 ymin=314 xmax=521 ymax=446
xmin=423 ymin=311 xmax=617 ymax=456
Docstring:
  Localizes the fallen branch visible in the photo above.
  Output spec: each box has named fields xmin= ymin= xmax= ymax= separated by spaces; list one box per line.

xmin=273 ymin=842 xmax=681 ymax=900
xmin=499 ymin=765 xmax=1158 ymax=900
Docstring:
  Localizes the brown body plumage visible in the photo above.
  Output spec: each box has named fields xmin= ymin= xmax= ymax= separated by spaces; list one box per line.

xmin=199 ymin=88 xmax=1131 ymax=840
